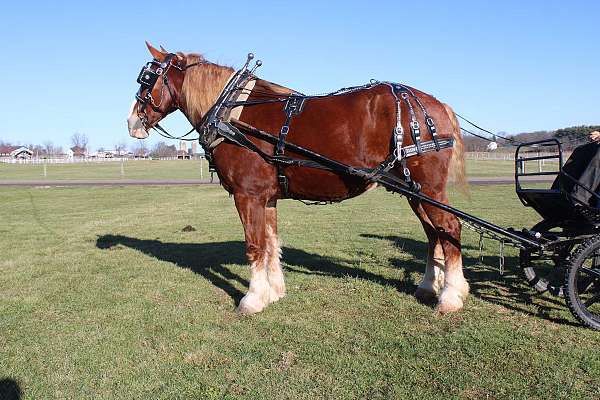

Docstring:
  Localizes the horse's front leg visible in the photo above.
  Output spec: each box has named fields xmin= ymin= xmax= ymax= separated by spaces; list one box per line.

xmin=265 ymin=201 xmax=285 ymax=303
xmin=234 ymin=193 xmax=270 ymax=315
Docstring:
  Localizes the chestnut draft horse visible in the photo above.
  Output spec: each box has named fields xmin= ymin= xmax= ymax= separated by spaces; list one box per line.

xmin=127 ymin=43 xmax=469 ymax=315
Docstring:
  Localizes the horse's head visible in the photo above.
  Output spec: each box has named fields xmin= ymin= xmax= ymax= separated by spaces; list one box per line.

xmin=127 ymin=42 xmax=202 ymax=139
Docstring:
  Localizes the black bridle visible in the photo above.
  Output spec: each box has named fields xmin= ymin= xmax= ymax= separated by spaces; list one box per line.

xmin=135 ymin=53 xmax=205 ymax=140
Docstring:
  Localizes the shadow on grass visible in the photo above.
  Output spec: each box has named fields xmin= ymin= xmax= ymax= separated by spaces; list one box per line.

xmin=96 ymin=233 xmax=576 ymax=327
xmin=361 ymin=233 xmax=578 ymax=327
xmin=96 ymin=235 xmax=415 ymax=306
xmin=0 ymin=378 xmax=22 ymax=400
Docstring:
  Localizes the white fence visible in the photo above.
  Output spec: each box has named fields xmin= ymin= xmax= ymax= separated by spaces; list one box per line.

xmin=466 ymin=151 xmax=571 ymax=161
xmin=0 ymin=156 xmax=205 ymax=164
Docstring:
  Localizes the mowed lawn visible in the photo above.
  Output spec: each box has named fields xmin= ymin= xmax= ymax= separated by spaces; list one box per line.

xmin=1 ymin=184 xmax=599 ymax=399
xmin=0 ymin=159 xmax=210 ymax=181
xmin=0 ymin=158 xmax=558 ymax=181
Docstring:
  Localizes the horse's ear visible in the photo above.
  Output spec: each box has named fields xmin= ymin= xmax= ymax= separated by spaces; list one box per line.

xmin=145 ymin=41 xmax=166 ymax=61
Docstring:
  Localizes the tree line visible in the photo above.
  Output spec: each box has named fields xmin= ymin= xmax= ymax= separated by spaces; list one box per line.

xmin=463 ymin=125 xmax=600 ymax=151
xmin=1 ymin=133 xmax=189 ymax=158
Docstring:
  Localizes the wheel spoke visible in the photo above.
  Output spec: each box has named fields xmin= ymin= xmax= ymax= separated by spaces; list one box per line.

xmin=581 ymin=267 xmax=600 ymax=280
xmin=584 ymin=292 xmax=600 ymax=308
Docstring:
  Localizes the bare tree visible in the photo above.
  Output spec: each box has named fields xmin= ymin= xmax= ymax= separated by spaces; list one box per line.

xmin=114 ymin=141 xmax=128 ymax=154
xmin=133 ymin=141 xmax=147 ymax=156
xmin=71 ymin=132 xmax=89 ymax=150
xmin=150 ymin=141 xmax=177 ymax=158
xmin=43 ymin=141 xmax=55 ymax=155
xmin=31 ymin=144 xmax=45 ymax=157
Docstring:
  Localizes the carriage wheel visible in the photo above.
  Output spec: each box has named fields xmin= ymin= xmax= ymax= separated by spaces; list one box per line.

xmin=564 ymin=235 xmax=600 ymax=330
xmin=520 ymin=220 xmax=571 ymax=296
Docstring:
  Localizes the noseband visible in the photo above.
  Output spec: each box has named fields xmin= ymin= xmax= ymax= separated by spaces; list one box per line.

xmin=135 ymin=54 xmax=205 ymax=140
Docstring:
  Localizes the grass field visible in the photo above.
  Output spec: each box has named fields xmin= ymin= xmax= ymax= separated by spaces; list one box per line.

xmin=1 ymin=184 xmax=599 ymax=399
xmin=0 ymin=160 xmax=210 ymax=181
xmin=0 ymin=158 xmax=557 ymax=181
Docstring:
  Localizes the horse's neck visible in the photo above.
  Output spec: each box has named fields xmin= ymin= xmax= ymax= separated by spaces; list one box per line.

xmin=180 ymin=65 xmax=235 ymax=125
xmin=180 ymin=65 xmax=297 ymax=126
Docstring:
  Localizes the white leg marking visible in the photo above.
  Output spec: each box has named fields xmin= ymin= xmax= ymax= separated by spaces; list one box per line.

xmin=266 ymin=226 xmax=285 ymax=303
xmin=418 ymin=241 xmax=445 ymax=295
xmin=437 ymin=256 xmax=469 ymax=314
xmin=237 ymin=257 xmax=270 ymax=315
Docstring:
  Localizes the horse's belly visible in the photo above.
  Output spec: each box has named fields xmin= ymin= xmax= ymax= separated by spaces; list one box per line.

xmin=285 ymin=167 xmax=371 ymax=201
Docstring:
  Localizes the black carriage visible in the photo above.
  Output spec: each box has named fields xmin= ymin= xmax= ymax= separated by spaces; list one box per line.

xmin=515 ymin=138 xmax=600 ymax=330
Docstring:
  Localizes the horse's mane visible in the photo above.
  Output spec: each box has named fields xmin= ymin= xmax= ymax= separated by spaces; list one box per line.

xmin=182 ymin=53 xmax=234 ymax=124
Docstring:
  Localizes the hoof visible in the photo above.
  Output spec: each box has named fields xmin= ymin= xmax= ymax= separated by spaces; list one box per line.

xmin=435 ymin=289 xmax=465 ymax=314
xmin=236 ymin=294 xmax=267 ymax=315
xmin=415 ymin=287 xmax=437 ymax=304
xmin=268 ymin=286 xmax=286 ymax=304
xmin=435 ymin=300 xmax=463 ymax=315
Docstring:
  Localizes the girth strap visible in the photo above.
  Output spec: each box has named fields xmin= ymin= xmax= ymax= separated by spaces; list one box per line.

xmin=275 ymin=95 xmax=307 ymax=197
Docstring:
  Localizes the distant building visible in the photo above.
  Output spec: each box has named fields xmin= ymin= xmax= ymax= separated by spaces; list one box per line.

xmin=177 ymin=150 xmax=191 ymax=159
xmin=70 ymin=146 xmax=87 ymax=158
xmin=0 ymin=145 xmax=33 ymax=160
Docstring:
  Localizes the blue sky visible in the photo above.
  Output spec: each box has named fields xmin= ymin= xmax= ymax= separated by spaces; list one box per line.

xmin=0 ymin=0 xmax=598 ymax=150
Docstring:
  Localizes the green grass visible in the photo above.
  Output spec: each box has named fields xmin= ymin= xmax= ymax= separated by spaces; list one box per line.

xmin=1 ymin=185 xmax=599 ymax=399
xmin=0 ymin=158 xmax=556 ymax=181
xmin=466 ymin=159 xmax=559 ymax=178
xmin=0 ymin=159 xmax=209 ymax=181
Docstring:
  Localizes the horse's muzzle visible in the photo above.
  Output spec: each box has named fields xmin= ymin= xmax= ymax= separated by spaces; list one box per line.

xmin=127 ymin=100 xmax=149 ymax=139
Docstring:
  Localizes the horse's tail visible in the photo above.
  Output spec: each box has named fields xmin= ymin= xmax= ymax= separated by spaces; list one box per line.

xmin=443 ymin=103 xmax=469 ymax=195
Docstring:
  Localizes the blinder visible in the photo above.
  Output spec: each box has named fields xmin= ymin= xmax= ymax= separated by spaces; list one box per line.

xmin=136 ymin=61 xmax=161 ymax=90
xmin=135 ymin=55 xmax=174 ymax=107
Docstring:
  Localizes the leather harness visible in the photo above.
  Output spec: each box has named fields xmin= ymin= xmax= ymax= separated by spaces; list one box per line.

xmin=134 ymin=53 xmax=454 ymax=200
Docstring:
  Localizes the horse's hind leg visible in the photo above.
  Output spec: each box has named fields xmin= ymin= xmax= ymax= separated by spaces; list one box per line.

xmin=265 ymin=201 xmax=285 ymax=303
xmin=409 ymin=200 xmax=445 ymax=303
xmin=422 ymin=204 xmax=469 ymax=313
xmin=234 ymin=193 xmax=270 ymax=315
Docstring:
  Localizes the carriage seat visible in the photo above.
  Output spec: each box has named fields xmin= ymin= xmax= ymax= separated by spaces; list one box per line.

xmin=551 ymin=142 xmax=600 ymax=208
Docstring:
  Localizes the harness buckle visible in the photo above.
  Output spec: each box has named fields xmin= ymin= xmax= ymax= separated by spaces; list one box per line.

xmin=410 ymin=121 xmax=420 ymax=132
xmin=425 ymin=117 xmax=436 ymax=129
xmin=280 ymin=126 xmax=289 ymax=136
xmin=284 ymin=95 xmax=306 ymax=115
xmin=278 ymin=174 xmax=289 ymax=197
